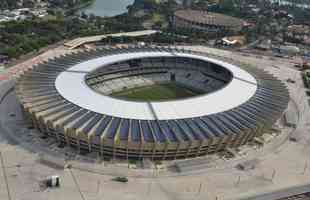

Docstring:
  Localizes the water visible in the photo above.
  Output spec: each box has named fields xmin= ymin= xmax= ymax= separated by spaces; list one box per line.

xmin=81 ymin=0 xmax=134 ymax=17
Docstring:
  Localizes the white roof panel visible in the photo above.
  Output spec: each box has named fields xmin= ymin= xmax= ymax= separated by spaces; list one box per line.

xmin=55 ymin=52 xmax=257 ymax=120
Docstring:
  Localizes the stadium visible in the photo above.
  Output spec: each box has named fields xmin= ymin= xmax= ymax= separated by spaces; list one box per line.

xmin=15 ymin=47 xmax=289 ymax=160
xmin=173 ymin=9 xmax=244 ymax=33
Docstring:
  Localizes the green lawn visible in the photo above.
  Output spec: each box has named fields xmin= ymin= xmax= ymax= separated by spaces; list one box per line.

xmin=112 ymin=83 xmax=200 ymax=101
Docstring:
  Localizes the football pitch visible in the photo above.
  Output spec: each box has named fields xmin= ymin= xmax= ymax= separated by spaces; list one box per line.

xmin=112 ymin=83 xmax=201 ymax=101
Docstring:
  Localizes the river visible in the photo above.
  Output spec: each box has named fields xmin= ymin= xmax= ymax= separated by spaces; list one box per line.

xmin=80 ymin=0 xmax=134 ymax=17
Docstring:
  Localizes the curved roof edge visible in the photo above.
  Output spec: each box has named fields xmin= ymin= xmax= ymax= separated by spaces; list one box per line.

xmin=55 ymin=51 xmax=257 ymax=120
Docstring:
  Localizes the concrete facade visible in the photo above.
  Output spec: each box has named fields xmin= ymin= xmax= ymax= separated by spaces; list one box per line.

xmin=15 ymin=47 xmax=289 ymax=160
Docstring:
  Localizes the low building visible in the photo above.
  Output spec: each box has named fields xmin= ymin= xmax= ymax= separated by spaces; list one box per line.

xmin=284 ymin=112 xmax=297 ymax=128
xmin=220 ymin=35 xmax=246 ymax=46
xmin=286 ymin=25 xmax=310 ymax=45
xmin=274 ymin=45 xmax=300 ymax=56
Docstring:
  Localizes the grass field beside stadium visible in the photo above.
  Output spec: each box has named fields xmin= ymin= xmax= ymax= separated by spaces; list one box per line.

xmin=112 ymin=83 xmax=201 ymax=101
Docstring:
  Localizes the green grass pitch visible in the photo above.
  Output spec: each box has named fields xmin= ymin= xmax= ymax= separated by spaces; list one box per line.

xmin=112 ymin=83 xmax=201 ymax=101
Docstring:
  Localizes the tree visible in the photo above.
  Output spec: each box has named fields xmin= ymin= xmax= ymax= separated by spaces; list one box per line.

xmin=81 ymin=12 xmax=88 ymax=20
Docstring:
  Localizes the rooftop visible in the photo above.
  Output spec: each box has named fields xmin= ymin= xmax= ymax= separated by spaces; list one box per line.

xmin=55 ymin=51 xmax=257 ymax=120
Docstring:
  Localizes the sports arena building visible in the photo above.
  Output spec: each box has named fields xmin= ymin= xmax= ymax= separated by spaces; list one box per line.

xmin=15 ymin=47 xmax=289 ymax=160
xmin=173 ymin=9 xmax=244 ymax=33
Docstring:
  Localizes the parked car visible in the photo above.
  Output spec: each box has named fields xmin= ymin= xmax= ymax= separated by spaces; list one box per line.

xmin=112 ymin=176 xmax=128 ymax=183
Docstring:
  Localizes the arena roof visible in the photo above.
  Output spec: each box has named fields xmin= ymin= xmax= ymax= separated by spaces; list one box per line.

xmin=174 ymin=10 xmax=243 ymax=28
xmin=15 ymin=47 xmax=289 ymax=159
xmin=55 ymin=52 xmax=257 ymax=120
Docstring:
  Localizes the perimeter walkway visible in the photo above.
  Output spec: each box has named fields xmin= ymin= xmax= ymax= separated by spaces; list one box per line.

xmin=64 ymin=30 xmax=159 ymax=49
